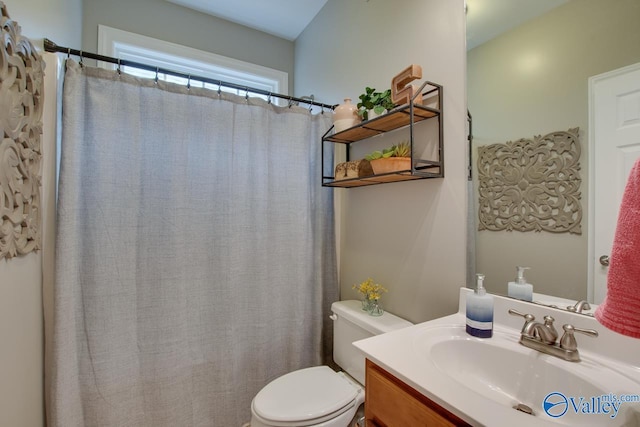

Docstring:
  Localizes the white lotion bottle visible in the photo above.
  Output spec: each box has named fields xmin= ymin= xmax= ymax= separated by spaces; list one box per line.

xmin=507 ymin=266 xmax=533 ymax=301
xmin=466 ymin=274 xmax=494 ymax=338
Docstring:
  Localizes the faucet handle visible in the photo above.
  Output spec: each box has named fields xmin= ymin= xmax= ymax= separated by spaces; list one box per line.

xmin=508 ymin=309 xmax=535 ymax=322
xmin=508 ymin=309 xmax=536 ymax=336
xmin=572 ymin=325 xmax=598 ymax=338
xmin=559 ymin=324 xmax=599 ymax=352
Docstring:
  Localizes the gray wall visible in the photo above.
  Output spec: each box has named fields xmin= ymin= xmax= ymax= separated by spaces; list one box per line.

xmin=81 ymin=0 xmax=295 ymax=94
xmin=296 ymin=0 xmax=468 ymax=324
xmin=2 ymin=1 xmax=467 ymax=424
xmin=468 ymin=0 xmax=640 ymax=299
xmin=8 ymin=0 xmax=82 ymax=48
xmin=0 ymin=1 xmax=79 ymax=425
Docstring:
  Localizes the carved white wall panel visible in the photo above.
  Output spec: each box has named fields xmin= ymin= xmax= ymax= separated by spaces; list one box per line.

xmin=477 ymin=128 xmax=582 ymax=234
xmin=0 ymin=2 xmax=44 ymax=259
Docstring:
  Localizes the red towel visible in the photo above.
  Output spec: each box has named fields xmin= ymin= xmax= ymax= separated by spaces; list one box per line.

xmin=595 ymin=158 xmax=640 ymax=338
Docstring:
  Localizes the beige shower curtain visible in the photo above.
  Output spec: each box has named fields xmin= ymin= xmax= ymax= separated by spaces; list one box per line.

xmin=47 ymin=60 xmax=337 ymax=426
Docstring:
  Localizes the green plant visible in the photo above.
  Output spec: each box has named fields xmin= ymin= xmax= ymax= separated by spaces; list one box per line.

xmin=364 ymin=142 xmax=411 ymax=161
xmin=393 ymin=142 xmax=411 ymax=157
xmin=356 ymin=87 xmax=395 ymax=120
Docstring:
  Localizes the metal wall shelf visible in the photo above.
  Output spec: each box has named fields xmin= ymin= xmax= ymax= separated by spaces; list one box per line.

xmin=322 ymin=82 xmax=444 ymax=188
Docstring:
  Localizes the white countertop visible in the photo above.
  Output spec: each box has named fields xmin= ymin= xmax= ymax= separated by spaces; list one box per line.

xmin=353 ymin=288 xmax=640 ymax=427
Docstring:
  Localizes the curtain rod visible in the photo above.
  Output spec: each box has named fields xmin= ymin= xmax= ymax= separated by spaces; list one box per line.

xmin=43 ymin=38 xmax=338 ymax=111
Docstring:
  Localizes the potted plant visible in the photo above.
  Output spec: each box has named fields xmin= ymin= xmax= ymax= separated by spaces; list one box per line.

xmin=356 ymin=87 xmax=395 ymax=121
xmin=364 ymin=142 xmax=412 ymax=174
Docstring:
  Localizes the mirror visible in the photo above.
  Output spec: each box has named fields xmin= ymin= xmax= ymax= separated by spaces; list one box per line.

xmin=466 ymin=0 xmax=640 ymax=310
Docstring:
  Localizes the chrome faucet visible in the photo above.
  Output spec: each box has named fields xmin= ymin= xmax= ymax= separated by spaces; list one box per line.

xmin=533 ymin=315 xmax=559 ymax=344
xmin=566 ymin=300 xmax=591 ymax=313
xmin=508 ymin=309 xmax=598 ymax=362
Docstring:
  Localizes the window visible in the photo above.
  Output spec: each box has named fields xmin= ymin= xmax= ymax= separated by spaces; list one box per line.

xmin=97 ymin=25 xmax=288 ymax=102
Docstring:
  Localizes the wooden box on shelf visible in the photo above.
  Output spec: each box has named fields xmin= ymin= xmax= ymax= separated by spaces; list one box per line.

xmin=334 ymin=159 xmax=374 ymax=180
xmin=370 ymin=157 xmax=411 ymax=175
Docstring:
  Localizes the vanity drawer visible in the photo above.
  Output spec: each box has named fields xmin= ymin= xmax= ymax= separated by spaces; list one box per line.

xmin=364 ymin=359 xmax=471 ymax=427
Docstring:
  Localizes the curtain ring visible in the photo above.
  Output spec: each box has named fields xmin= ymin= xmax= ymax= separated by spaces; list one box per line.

xmin=267 ymin=93 xmax=272 ymax=104
xmin=218 ymin=81 xmax=222 ymax=97
xmin=154 ymin=67 xmax=159 ymax=84
xmin=245 ymin=87 xmax=249 ymax=101
xmin=117 ymin=59 xmax=121 ymax=75
xmin=288 ymin=97 xmax=293 ymax=108
xmin=67 ymin=48 xmax=71 ymax=59
xmin=187 ymin=75 xmax=191 ymax=90
xmin=79 ymin=50 xmax=84 ymax=67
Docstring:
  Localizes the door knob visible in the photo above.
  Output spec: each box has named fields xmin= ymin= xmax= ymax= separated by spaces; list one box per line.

xmin=599 ymin=255 xmax=610 ymax=266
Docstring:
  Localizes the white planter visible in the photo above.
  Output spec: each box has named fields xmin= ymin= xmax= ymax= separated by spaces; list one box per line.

xmin=367 ymin=109 xmax=386 ymax=120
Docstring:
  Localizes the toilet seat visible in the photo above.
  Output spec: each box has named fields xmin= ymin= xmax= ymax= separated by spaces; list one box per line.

xmin=251 ymin=366 xmax=363 ymax=427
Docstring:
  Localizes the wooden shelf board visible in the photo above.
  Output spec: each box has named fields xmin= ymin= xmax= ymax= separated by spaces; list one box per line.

xmin=323 ymin=172 xmax=432 ymax=188
xmin=325 ymin=104 xmax=440 ymax=144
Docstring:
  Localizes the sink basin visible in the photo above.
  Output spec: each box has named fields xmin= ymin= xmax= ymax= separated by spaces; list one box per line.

xmin=414 ymin=325 xmax=640 ymax=426
xmin=354 ymin=291 xmax=640 ymax=427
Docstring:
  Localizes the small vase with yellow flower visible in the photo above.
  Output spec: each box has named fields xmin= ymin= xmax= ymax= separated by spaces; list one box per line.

xmin=352 ymin=278 xmax=388 ymax=316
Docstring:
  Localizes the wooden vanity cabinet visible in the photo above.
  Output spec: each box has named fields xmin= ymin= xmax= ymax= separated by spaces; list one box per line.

xmin=364 ymin=359 xmax=472 ymax=427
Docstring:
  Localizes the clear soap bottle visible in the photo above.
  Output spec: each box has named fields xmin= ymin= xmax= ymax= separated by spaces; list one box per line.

xmin=507 ymin=266 xmax=533 ymax=302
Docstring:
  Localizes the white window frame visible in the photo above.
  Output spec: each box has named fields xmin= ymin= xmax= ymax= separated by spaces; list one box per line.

xmin=97 ymin=25 xmax=288 ymax=100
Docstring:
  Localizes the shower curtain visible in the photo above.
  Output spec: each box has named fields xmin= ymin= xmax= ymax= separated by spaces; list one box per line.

xmin=47 ymin=60 xmax=337 ymax=427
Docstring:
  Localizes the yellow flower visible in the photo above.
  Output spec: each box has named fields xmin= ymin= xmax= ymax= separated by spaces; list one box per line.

xmin=353 ymin=278 xmax=387 ymax=300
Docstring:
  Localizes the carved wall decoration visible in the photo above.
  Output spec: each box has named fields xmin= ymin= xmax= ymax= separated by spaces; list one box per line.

xmin=0 ymin=2 xmax=44 ymax=259
xmin=477 ymin=128 xmax=582 ymax=234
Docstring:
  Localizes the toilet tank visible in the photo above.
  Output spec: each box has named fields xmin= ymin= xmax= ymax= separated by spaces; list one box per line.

xmin=331 ymin=300 xmax=412 ymax=385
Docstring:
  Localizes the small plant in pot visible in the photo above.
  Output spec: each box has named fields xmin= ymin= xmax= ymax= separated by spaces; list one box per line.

xmin=356 ymin=87 xmax=395 ymax=121
xmin=364 ymin=142 xmax=412 ymax=175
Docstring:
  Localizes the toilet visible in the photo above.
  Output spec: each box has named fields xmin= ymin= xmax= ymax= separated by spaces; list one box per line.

xmin=250 ymin=300 xmax=412 ymax=427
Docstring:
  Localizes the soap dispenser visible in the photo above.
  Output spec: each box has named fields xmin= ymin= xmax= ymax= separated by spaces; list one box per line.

xmin=466 ymin=274 xmax=494 ymax=338
xmin=507 ymin=266 xmax=533 ymax=302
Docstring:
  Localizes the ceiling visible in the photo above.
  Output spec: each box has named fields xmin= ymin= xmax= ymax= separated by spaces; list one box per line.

xmin=166 ymin=0 xmax=568 ymax=46
xmin=165 ymin=0 xmax=329 ymax=41
xmin=465 ymin=0 xmax=568 ymax=49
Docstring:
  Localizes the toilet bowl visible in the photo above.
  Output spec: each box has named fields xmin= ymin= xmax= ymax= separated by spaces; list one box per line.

xmin=251 ymin=366 xmax=364 ymax=427
xmin=250 ymin=300 xmax=412 ymax=427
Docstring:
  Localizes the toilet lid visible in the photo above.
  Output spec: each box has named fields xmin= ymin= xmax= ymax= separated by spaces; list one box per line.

xmin=253 ymin=366 xmax=359 ymax=423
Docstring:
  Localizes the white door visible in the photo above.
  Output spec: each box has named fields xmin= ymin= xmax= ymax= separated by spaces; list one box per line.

xmin=589 ymin=62 xmax=640 ymax=304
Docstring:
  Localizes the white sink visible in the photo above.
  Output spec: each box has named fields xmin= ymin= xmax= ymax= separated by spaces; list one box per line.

xmin=354 ymin=288 xmax=640 ymax=427
xmin=414 ymin=324 xmax=640 ymax=425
